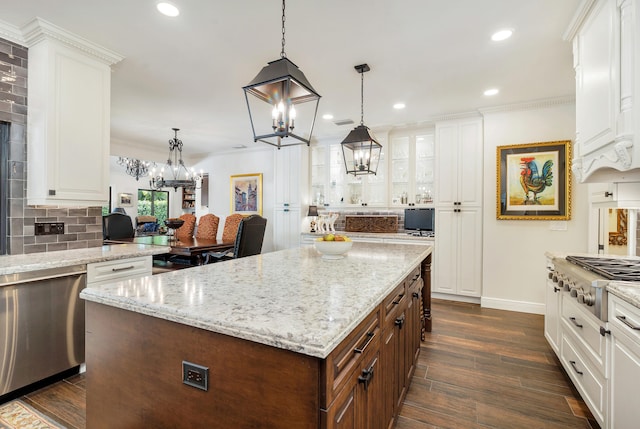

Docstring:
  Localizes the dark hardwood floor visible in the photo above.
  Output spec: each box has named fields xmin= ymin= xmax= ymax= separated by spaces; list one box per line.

xmin=16 ymin=299 xmax=598 ymax=429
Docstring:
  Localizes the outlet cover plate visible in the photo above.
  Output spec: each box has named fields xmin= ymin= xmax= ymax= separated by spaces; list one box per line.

xmin=182 ymin=361 xmax=208 ymax=391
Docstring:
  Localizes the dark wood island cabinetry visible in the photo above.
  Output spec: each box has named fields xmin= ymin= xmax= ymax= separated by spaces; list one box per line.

xmin=81 ymin=243 xmax=432 ymax=428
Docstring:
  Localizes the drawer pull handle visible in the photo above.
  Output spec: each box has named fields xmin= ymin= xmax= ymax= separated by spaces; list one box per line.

xmin=553 ymin=286 xmax=560 ymax=293
xmin=395 ymin=315 xmax=405 ymax=330
xmin=412 ymin=292 xmax=419 ymax=299
xmin=357 ymin=366 xmax=374 ymax=391
xmin=354 ymin=332 xmax=375 ymax=354
xmin=111 ymin=265 xmax=135 ymax=272
xmin=569 ymin=360 xmax=583 ymax=375
xmin=569 ymin=317 xmax=583 ymax=328
xmin=392 ymin=293 xmax=405 ymax=305
xmin=617 ymin=315 xmax=640 ymax=331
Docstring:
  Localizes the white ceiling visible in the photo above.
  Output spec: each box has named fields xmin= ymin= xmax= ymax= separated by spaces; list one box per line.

xmin=2 ymin=0 xmax=580 ymax=159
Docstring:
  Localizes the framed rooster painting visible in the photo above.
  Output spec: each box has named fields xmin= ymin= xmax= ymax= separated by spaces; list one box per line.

xmin=496 ymin=140 xmax=571 ymax=220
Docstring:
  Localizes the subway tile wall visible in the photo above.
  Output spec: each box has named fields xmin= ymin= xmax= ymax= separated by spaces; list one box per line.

xmin=1 ymin=37 xmax=103 ymax=255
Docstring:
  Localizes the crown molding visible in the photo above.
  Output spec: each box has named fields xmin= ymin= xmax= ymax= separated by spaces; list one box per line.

xmin=478 ymin=95 xmax=575 ymax=115
xmin=563 ymin=0 xmax=597 ymax=41
xmin=21 ymin=17 xmax=123 ymax=65
xmin=0 ymin=19 xmax=25 ymax=45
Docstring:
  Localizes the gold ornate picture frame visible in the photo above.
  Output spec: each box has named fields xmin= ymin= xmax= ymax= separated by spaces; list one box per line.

xmin=497 ymin=140 xmax=571 ymax=220
xmin=230 ymin=173 xmax=262 ymax=216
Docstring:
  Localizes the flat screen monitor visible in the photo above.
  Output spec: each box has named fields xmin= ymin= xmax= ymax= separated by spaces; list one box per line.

xmin=404 ymin=208 xmax=434 ymax=235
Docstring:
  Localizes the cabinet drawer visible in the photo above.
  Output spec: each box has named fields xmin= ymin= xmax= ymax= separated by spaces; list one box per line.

xmin=382 ymin=282 xmax=407 ymax=327
xmin=322 ymin=308 xmax=380 ymax=408
xmin=610 ymin=295 xmax=640 ymax=342
xmin=560 ymin=333 xmax=606 ymax=426
xmin=560 ymin=294 xmax=607 ymax=373
xmin=87 ymin=257 xmax=152 ymax=285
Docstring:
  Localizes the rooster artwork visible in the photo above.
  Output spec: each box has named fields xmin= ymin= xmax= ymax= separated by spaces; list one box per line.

xmin=519 ymin=156 xmax=553 ymax=204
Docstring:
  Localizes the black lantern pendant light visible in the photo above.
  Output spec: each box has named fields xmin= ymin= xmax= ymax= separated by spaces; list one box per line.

xmin=341 ymin=64 xmax=382 ymax=176
xmin=243 ymin=0 xmax=321 ymax=149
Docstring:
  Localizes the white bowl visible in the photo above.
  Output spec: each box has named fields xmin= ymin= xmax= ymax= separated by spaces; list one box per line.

xmin=314 ymin=240 xmax=353 ymax=259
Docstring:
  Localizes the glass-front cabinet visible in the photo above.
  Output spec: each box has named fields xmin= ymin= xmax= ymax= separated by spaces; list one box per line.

xmin=390 ymin=132 xmax=435 ymax=206
xmin=311 ymin=142 xmax=387 ymax=207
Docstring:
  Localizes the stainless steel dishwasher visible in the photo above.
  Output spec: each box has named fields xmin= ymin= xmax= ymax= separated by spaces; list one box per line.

xmin=0 ymin=264 xmax=87 ymax=396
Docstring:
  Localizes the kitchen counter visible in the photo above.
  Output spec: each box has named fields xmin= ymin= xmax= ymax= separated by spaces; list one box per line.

xmin=81 ymin=241 xmax=432 ymax=358
xmin=302 ymin=231 xmax=435 ymax=242
xmin=0 ymin=243 xmax=170 ymax=275
xmin=608 ymin=282 xmax=640 ymax=309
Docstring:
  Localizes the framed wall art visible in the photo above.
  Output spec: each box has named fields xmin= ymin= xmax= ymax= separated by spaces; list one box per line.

xmin=496 ymin=140 xmax=571 ymax=220
xmin=118 ymin=192 xmax=133 ymax=207
xmin=230 ymin=173 xmax=262 ymax=216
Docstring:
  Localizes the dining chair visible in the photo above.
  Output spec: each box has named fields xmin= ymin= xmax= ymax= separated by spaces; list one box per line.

xmin=206 ymin=215 xmax=267 ymax=263
xmin=102 ymin=213 xmax=135 ymax=240
xmin=175 ymin=213 xmax=196 ymax=242
xmin=221 ymin=213 xmax=244 ymax=243
xmin=195 ymin=214 xmax=220 ymax=240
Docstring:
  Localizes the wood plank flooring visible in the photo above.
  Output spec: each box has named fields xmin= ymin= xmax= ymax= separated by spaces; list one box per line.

xmin=13 ymin=299 xmax=598 ymax=429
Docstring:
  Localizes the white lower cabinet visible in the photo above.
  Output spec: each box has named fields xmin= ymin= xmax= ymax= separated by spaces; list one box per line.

xmin=608 ymin=294 xmax=640 ymax=429
xmin=87 ymin=256 xmax=152 ymax=286
xmin=273 ymin=207 xmax=302 ymax=250
xmin=544 ymin=269 xmax=561 ymax=354
xmin=433 ymin=207 xmax=481 ymax=297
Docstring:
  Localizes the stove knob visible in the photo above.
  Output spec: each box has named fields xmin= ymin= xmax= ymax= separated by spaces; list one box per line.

xmin=578 ymin=292 xmax=595 ymax=306
xmin=548 ymin=271 xmax=554 ymax=280
xmin=563 ymin=280 xmax=571 ymax=292
xmin=570 ymin=287 xmax=582 ymax=298
xmin=558 ymin=278 xmax=564 ymax=288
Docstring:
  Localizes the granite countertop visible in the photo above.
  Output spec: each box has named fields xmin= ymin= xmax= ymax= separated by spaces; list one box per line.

xmin=608 ymin=282 xmax=640 ymax=309
xmin=302 ymin=231 xmax=434 ymax=241
xmin=0 ymin=243 xmax=170 ymax=275
xmin=80 ymin=242 xmax=433 ymax=359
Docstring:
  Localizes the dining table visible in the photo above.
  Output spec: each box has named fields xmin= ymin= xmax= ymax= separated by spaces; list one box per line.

xmin=105 ymin=235 xmax=235 ymax=265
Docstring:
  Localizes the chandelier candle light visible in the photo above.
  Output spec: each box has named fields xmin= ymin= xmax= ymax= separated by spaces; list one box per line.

xmin=341 ymin=64 xmax=382 ymax=176
xmin=117 ymin=157 xmax=152 ymax=181
xmin=242 ymin=0 xmax=321 ymax=149
xmin=150 ymin=128 xmax=203 ymax=191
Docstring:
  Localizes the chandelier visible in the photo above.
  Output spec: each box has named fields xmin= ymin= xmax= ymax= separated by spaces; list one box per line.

xmin=149 ymin=128 xmax=202 ymax=191
xmin=117 ymin=157 xmax=152 ymax=181
xmin=242 ymin=0 xmax=321 ymax=149
xmin=341 ymin=64 xmax=382 ymax=176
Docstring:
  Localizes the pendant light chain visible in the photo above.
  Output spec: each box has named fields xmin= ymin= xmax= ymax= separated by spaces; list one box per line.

xmin=360 ymin=71 xmax=365 ymax=126
xmin=280 ymin=0 xmax=286 ymax=58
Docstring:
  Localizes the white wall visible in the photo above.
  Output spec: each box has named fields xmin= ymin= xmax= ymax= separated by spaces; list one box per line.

xmin=192 ymin=147 xmax=276 ymax=252
xmin=481 ymin=101 xmax=589 ymax=314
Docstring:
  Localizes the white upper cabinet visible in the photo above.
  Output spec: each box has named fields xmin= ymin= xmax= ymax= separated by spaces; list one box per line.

xmin=389 ymin=131 xmax=435 ymax=207
xmin=24 ymin=19 xmax=122 ymax=206
xmin=569 ymin=0 xmax=640 ymax=183
xmin=310 ymin=133 xmax=388 ymax=208
xmin=434 ymin=118 xmax=483 ymax=207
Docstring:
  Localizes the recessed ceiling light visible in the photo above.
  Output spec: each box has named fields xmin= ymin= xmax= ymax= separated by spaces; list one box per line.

xmin=157 ymin=2 xmax=180 ymax=17
xmin=393 ymin=103 xmax=406 ymax=110
xmin=484 ymin=88 xmax=499 ymax=96
xmin=322 ymin=114 xmax=334 ymax=120
xmin=491 ymin=29 xmax=513 ymax=42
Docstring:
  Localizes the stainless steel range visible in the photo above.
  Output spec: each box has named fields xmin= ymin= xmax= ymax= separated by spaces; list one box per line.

xmin=549 ymin=255 xmax=640 ymax=322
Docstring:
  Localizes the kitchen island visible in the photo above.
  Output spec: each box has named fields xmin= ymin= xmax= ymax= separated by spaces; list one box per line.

xmin=80 ymin=242 xmax=432 ymax=428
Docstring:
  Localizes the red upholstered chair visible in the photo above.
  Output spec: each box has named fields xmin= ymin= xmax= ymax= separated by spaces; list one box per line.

xmin=175 ymin=213 xmax=196 ymax=242
xmin=221 ymin=214 xmax=244 ymax=243
xmin=196 ymin=214 xmax=220 ymax=240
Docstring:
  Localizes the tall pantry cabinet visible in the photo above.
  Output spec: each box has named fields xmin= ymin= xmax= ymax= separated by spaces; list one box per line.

xmin=433 ymin=118 xmax=483 ymax=297
xmin=273 ymin=146 xmax=308 ymax=250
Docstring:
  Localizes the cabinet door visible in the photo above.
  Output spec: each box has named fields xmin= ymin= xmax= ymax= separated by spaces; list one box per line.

xmin=326 ymin=383 xmax=357 ymax=429
xmin=456 ymin=208 xmax=482 ymax=296
xmin=544 ymin=276 xmax=561 ymax=354
xmin=274 ymin=145 xmax=306 ymax=207
xmin=610 ymin=329 xmax=640 ymax=429
xmin=575 ymin=0 xmax=617 ymax=157
xmin=434 ymin=207 xmax=481 ymax=296
xmin=457 ymin=119 xmax=483 ymax=206
xmin=380 ymin=327 xmax=397 ymax=429
xmin=434 ymin=123 xmax=459 ymax=205
xmin=272 ymin=207 xmax=300 ymax=250
xmin=434 ymin=207 xmax=457 ymax=294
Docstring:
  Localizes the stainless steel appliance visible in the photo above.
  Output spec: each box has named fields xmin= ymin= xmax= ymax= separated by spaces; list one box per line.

xmin=1 ymin=264 xmax=86 ymax=396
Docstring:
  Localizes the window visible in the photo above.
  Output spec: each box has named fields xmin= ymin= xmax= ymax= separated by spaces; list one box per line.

xmin=138 ymin=189 xmax=169 ymax=224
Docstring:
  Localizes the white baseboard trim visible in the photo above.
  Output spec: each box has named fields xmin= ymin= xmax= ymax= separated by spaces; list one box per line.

xmin=480 ymin=296 xmax=545 ymax=315
xmin=432 ymin=292 xmax=481 ymax=304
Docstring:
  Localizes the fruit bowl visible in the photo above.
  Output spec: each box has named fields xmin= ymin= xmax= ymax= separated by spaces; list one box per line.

xmin=314 ymin=236 xmax=353 ymax=260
